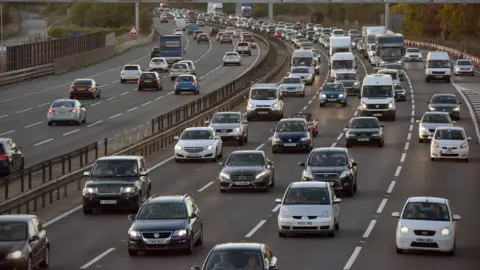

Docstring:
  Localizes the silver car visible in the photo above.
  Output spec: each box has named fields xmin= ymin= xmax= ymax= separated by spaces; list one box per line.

xmin=206 ymin=112 xmax=248 ymax=145
xmin=454 ymin=59 xmax=475 ymax=76
xmin=288 ymin=66 xmax=314 ymax=85
xmin=47 ymin=99 xmax=87 ymax=126
xmin=417 ymin=111 xmax=454 ymax=143
xmin=278 ymin=76 xmax=305 ymax=96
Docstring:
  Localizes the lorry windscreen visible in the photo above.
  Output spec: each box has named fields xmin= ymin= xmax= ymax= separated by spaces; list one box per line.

xmin=362 ymin=85 xmax=393 ymax=98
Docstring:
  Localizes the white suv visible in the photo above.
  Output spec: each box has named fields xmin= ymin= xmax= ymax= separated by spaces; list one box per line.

xmin=120 ymin=64 xmax=142 ymax=83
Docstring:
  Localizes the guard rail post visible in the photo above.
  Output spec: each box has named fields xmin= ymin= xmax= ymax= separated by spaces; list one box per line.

xmin=48 ymin=160 xmax=53 ymax=181
xmin=68 ymin=153 xmax=72 ymax=172
xmin=20 ymin=170 xmax=24 ymax=193
xmin=42 ymin=163 xmax=46 ymax=183
xmin=95 ymin=143 xmax=98 ymax=160
xmin=104 ymin=138 xmax=108 ymax=156
xmin=28 ymin=169 xmax=32 ymax=190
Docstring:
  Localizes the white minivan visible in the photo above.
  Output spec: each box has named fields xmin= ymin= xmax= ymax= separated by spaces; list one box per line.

xmin=246 ymin=83 xmax=284 ymax=121
xmin=358 ymin=74 xmax=396 ymax=121
xmin=425 ymin=51 xmax=452 ymax=83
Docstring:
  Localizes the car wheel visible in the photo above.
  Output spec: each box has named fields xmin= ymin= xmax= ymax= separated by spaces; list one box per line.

xmin=128 ymin=249 xmax=139 ymax=257
xmin=278 ymin=231 xmax=286 ymax=237
xmin=175 ymin=91 xmax=180 ymax=95
xmin=195 ymin=226 xmax=204 ymax=246
xmin=396 ymin=247 xmax=403 ymax=254
xmin=335 ymin=220 xmax=340 ymax=231
xmin=378 ymin=140 xmax=384 ymax=147
xmin=418 ymin=138 xmax=423 ymax=143
xmin=83 ymin=207 xmax=93 ymax=215
xmin=272 ymin=148 xmax=278 ymax=154
xmin=39 ymin=246 xmax=50 ymax=268
xmin=70 ymin=95 xmax=74 ymax=99
xmin=47 ymin=121 xmax=53 ymax=126
xmin=464 ymin=158 xmax=469 ymax=162
xmin=261 ymin=186 xmax=269 ymax=193
xmin=269 ymin=175 xmax=275 ymax=187
xmin=327 ymin=229 xmax=335 ymax=237
xmin=238 ymin=136 xmax=244 ymax=146
xmin=345 ymin=184 xmax=354 ymax=197
xmin=220 ymin=188 xmax=226 ymax=193
xmin=319 ymin=103 xmax=325 ymax=107
xmin=431 ymin=157 xmax=435 ymax=161
xmin=82 ymin=114 xmax=87 ymax=124
xmin=244 ymin=134 xmax=248 ymax=143
xmin=184 ymin=235 xmax=194 ymax=255
xmin=175 ymin=158 xmax=181 ymax=163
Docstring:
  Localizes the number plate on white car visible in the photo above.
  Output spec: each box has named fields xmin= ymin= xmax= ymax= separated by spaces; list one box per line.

xmin=146 ymin=239 xmax=167 ymax=244
xmin=234 ymin=181 xmax=250 ymax=185
xmin=297 ymin=222 xmax=313 ymax=226
xmin=187 ymin=154 xmax=200 ymax=157
xmin=100 ymin=200 xmax=117 ymax=205
xmin=416 ymin=238 xmax=433 ymax=243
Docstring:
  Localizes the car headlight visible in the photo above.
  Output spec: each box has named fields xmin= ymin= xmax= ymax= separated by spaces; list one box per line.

xmin=280 ymin=209 xmax=291 ymax=218
xmin=271 ymin=103 xmax=279 ymax=108
xmin=122 ymin=186 xmax=136 ymax=194
xmin=320 ymin=94 xmax=326 ymax=98
xmin=346 ymin=132 xmax=355 ymax=137
xmin=421 ymin=127 xmax=429 ymax=133
xmin=354 ymin=81 xmax=360 ymax=86
xmin=255 ymin=172 xmax=268 ymax=179
xmin=206 ymin=144 xmax=214 ymax=150
xmin=219 ymin=172 xmax=230 ymax=179
xmin=429 ymin=107 xmax=435 ymax=111
xmin=338 ymin=94 xmax=344 ymax=98
xmin=388 ymin=102 xmax=394 ymax=109
xmin=6 ymin=251 xmax=23 ymax=259
xmin=319 ymin=209 xmax=331 ymax=218
xmin=233 ymin=127 xmax=241 ymax=133
xmin=173 ymin=229 xmax=187 ymax=236
xmin=273 ymin=135 xmax=282 ymax=143
xmin=300 ymin=136 xmax=309 ymax=141
xmin=453 ymin=107 xmax=460 ymax=111
xmin=174 ymin=144 xmax=183 ymax=150
xmin=360 ymin=103 xmax=367 ymax=109
xmin=372 ymin=133 xmax=381 ymax=136
xmin=397 ymin=60 xmax=402 ymax=64
xmin=460 ymin=142 xmax=468 ymax=148
xmin=83 ymin=187 xmax=96 ymax=195
xmin=338 ymin=171 xmax=351 ymax=178
xmin=247 ymin=103 xmax=254 ymax=109
xmin=400 ymin=225 xmax=409 ymax=234
xmin=129 ymin=230 xmax=141 ymax=238
xmin=433 ymin=142 xmax=439 ymax=148
xmin=441 ymin=227 xmax=451 ymax=236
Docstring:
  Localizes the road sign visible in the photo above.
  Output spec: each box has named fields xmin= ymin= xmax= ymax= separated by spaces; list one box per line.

xmin=129 ymin=26 xmax=138 ymax=36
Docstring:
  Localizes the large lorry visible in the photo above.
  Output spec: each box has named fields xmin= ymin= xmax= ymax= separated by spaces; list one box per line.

xmin=241 ymin=3 xmax=252 ymax=18
xmin=159 ymin=35 xmax=184 ymax=65
xmin=374 ymin=33 xmax=405 ymax=67
xmin=329 ymin=36 xmax=351 ymax=56
xmin=208 ymin=3 xmax=223 ymax=14
xmin=359 ymin=26 xmax=386 ymax=58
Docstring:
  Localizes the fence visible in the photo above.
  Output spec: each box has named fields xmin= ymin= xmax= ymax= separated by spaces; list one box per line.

xmin=0 ymin=27 xmax=285 ymax=216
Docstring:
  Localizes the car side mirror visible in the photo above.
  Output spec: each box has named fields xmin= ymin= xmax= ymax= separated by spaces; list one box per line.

xmin=30 ymin=235 xmax=40 ymax=242
xmin=298 ymin=161 xmax=305 ymax=167
xmin=427 ymin=136 xmax=433 ymax=140
xmin=467 ymin=137 xmax=472 ymax=141
xmin=426 ymin=101 xmax=430 ymax=104
xmin=127 ymin=214 xmax=136 ymax=220
xmin=218 ymin=162 xmax=224 ymax=166
xmin=139 ymin=171 xmax=148 ymax=176
xmin=391 ymin=212 xmax=400 ymax=218
xmin=415 ymin=119 xmax=420 ymax=123
xmin=333 ymin=198 xmax=342 ymax=204
xmin=275 ymin=198 xmax=282 ymax=204
xmin=83 ymin=171 xmax=90 ymax=177
xmin=270 ymin=128 xmax=275 ymax=132
xmin=174 ymin=136 xmax=179 ymax=140
xmin=191 ymin=267 xmax=201 ymax=270
xmin=351 ymin=161 xmax=358 ymax=166
xmin=190 ymin=213 xmax=198 ymax=218
xmin=204 ymin=120 xmax=210 ymax=125
xmin=458 ymin=101 xmax=462 ymax=104
xmin=344 ymin=124 xmax=349 ymax=128
xmin=267 ymin=160 xmax=273 ymax=165
xmin=453 ymin=214 xmax=462 ymax=221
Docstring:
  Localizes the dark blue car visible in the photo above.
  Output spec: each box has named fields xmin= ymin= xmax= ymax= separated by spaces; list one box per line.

xmin=319 ymin=82 xmax=347 ymax=107
xmin=271 ymin=118 xmax=313 ymax=153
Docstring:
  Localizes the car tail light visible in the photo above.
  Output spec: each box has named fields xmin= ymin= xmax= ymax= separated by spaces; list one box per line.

xmin=192 ymin=82 xmax=196 ymax=85
xmin=69 ymin=88 xmax=74 ymax=92
xmin=87 ymin=88 xmax=93 ymax=92
xmin=121 ymin=72 xmax=124 ymax=76
xmin=175 ymin=82 xmax=178 ymax=86
xmin=69 ymin=109 xmax=77 ymax=113
xmin=48 ymin=109 xmax=55 ymax=114
xmin=138 ymin=71 xmax=141 ymax=75
xmin=0 ymin=154 xmax=8 ymax=160
xmin=154 ymin=80 xmax=158 ymax=84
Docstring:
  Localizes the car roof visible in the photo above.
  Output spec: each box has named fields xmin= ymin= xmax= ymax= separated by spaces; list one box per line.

xmin=435 ymin=126 xmax=464 ymax=131
xmin=0 ymin=215 xmax=36 ymax=222
xmin=183 ymin=127 xmax=213 ymax=132
xmin=311 ymin=147 xmax=347 ymax=153
xmin=230 ymin=150 xmax=264 ymax=155
xmin=214 ymin=111 xmax=241 ymax=116
xmin=378 ymin=69 xmax=398 ymax=73
xmin=178 ymin=74 xmax=196 ymax=79
xmin=52 ymin=98 xmax=76 ymax=102
xmin=351 ymin=116 xmax=378 ymax=121
xmin=73 ymin=78 xmax=93 ymax=81
xmin=290 ymin=181 xmax=328 ymax=188
xmin=279 ymin=118 xmax=307 ymax=122
xmin=407 ymin=196 xmax=447 ymax=204
xmin=432 ymin=93 xmax=456 ymax=97
xmin=146 ymin=195 xmax=187 ymax=204
xmin=212 ymin=242 xmax=263 ymax=251
xmin=97 ymin=155 xmax=141 ymax=161
xmin=423 ymin=111 xmax=449 ymax=115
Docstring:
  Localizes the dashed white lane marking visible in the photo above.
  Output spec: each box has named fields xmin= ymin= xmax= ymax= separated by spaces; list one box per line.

xmin=386 ymin=181 xmax=396 ymax=194
xmin=120 ymin=92 xmax=130 ymax=96
xmin=343 ymin=247 xmax=362 ymax=270
xmin=80 ymin=247 xmax=116 ymax=269
xmin=197 ymin=181 xmax=214 ymax=192
xmin=16 ymin=107 xmax=32 ymax=114
xmin=0 ymin=130 xmax=15 ymax=136
xmin=63 ymin=129 xmax=80 ymax=136
xmin=376 ymin=198 xmax=388 ymax=214
xmin=362 ymin=220 xmax=377 ymax=238
xmin=302 ymin=105 xmax=307 ymax=111
xmin=106 ymin=96 xmax=116 ymax=101
xmin=25 ymin=121 xmax=42 ymax=128
xmin=37 ymin=102 xmax=50 ymax=108
xmin=394 ymin=165 xmax=402 ymax=177
xmin=271 ymin=204 xmax=281 ymax=213
xmin=109 ymin=113 xmax=122 ymax=119
xmin=87 ymin=120 xmax=103 ymax=127
xmin=400 ymin=153 xmax=406 ymax=163
xmin=155 ymin=96 xmax=164 ymax=101
xmin=0 ymin=115 xmax=7 ymax=119
xmin=194 ymin=39 xmax=213 ymax=63
xmin=34 ymin=138 xmax=53 ymax=146
xmin=245 ymin=220 xmax=267 ymax=238
xmin=141 ymin=101 xmax=152 ymax=106
xmin=127 ymin=107 xmax=138 ymax=112
xmin=336 ymin=133 xmax=344 ymax=141
xmin=90 ymin=102 xmax=102 ymax=107
xmin=167 ymin=91 xmax=174 ymax=95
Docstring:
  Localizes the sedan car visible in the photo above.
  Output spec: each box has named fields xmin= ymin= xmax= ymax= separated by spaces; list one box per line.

xmin=138 ymin=72 xmax=162 ymax=91
xmin=47 ymin=99 xmax=87 ymax=126
xmin=289 ymin=112 xmax=318 ymax=137
xmin=0 ymin=138 xmax=24 ymax=176
xmin=170 ymin=62 xmax=190 ymax=80
xmin=392 ymin=196 xmax=461 ymax=255
xmin=219 ymin=34 xmax=233 ymax=44
xmin=218 ymin=150 xmax=275 ymax=193
xmin=206 ymin=112 xmax=248 ymax=145
xmin=276 ymin=181 xmax=341 ymax=237
xmin=223 ymin=51 xmax=241 ymax=66
xmin=174 ymin=127 xmax=223 ymax=162
xmin=216 ymin=31 xmax=225 ymax=41
xmin=69 ymin=78 xmax=101 ymax=99
xmin=417 ymin=112 xmax=454 ymax=143
xmin=345 ymin=117 xmax=384 ymax=147
xmin=174 ymin=75 xmax=199 ymax=95
xmin=394 ymin=83 xmax=406 ymax=101
xmin=149 ymin=57 xmax=168 ymax=72
xmin=404 ymin=47 xmax=422 ymax=62
xmin=334 ymin=71 xmax=361 ymax=96
xmin=160 ymin=16 xmax=168 ymax=23
xmin=319 ymin=82 xmax=347 ymax=107
xmin=278 ymin=76 xmax=305 ymax=97
xmin=430 ymin=127 xmax=470 ymax=162
xmin=127 ymin=195 xmax=203 ymax=256
xmin=271 ymin=118 xmax=313 ymax=153
xmin=454 ymin=59 xmax=475 ymax=76
xmin=196 ymin=33 xmax=209 ymax=43
xmin=427 ymin=93 xmax=461 ymax=120
xmin=300 ymin=147 xmax=358 ymax=197
xmin=288 ymin=67 xmax=314 ymax=85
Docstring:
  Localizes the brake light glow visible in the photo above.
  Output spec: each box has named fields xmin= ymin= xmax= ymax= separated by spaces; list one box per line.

xmin=154 ymin=80 xmax=158 ymax=84
xmin=87 ymin=88 xmax=93 ymax=92
xmin=69 ymin=88 xmax=74 ymax=92
xmin=138 ymin=72 xmax=141 ymax=75
xmin=0 ymin=154 xmax=8 ymax=160
xmin=121 ymin=72 xmax=124 ymax=76
xmin=68 ymin=109 xmax=77 ymax=113
xmin=48 ymin=109 xmax=55 ymax=113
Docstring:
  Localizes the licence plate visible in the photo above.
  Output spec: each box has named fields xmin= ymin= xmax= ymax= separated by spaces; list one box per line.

xmin=435 ymin=76 xmax=443 ymax=78
xmin=77 ymin=88 xmax=85 ymax=91
xmin=416 ymin=238 xmax=433 ymax=243
xmin=373 ymin=113 xmax=382 ymax=116
xmin=56 ymin=112 xmax=67 ymax=114
xmin=297 ymin=222 xmax=313 ymax=226
xmin=100 ymin=200 xmax=117 ymax=205
xmin=128 ymin=77 xmax=135 ymax=79
xmin=187 ymin=154 xmax=199 ymax=157
xmin=234 ymin=181 xmax=250 ymax=185
xmin=182 ymin=87 xmax=190 ymax=89
xmin=144 ymin=80 xmax=151 ymax=83
xmin=284 ymin=143 xmax=296 ymax=146
xmin=258 ymin=111 xmax=268 ymax=114
xmin=328 ymin=98 xmax=337 ymax=101
xmin=217 ymin=133 xmax=227 ymax=136
xmin=358 ymin=138 xmax=370 ymax=141
xmin=146 ymin=239 xmax=167 ymax=244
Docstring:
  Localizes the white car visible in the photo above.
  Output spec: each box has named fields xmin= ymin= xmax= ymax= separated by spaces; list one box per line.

xmin=392 ymin=196 xmax=461 ymax=255
xmin=173 ymin=29 xmax=183 ymax=35
xmin=288 ymin=66 xmax=314 ymax=85
xmin=170 ymin=62 xmax=190 ymax=80
xmin=404 ymin=47 xmax=422 ymax=62
xmin=174 ymin=127 xmax=223 ymax=162
xmin=149 ymin=57 xmax=168 ymax=72
xmin=417 ymin=112 xmax=454 ymax=143
xmin=178 ymin=60 xmax=196 ymax=75
xmin=223 ymin=52 xmax=241 ymax=66
xmin=120 ymin=64 xmax=142 ymax=83
xmin=233 ymin=29 xmax=243 ymax=38
xmin=430 ymin=126 xmax=470 ymax=162
xmin=377 ymin=69 xmax=401 ymax=85
xmin=225 ymin=27 xmax=235 ymax=35
xmin=278 ymin=76 xmax=305 ymax=96
xmin=276 ymin=181 xmax=341 ymax=237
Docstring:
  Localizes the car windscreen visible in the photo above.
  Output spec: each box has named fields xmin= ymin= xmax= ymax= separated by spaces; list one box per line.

xmin=204 ymin=251 xmax=262 ymax=270
xmin=180 ymin=130 xmax=213 ymax=140
xmin=308 ymin=151 xmax=347 ymax=166
xmin=140 ymin=73 xmax=156 ymax=79
xmin=276 ymin=121 xmax=306 ymax=132
xmin=385 ymin=64 xmax=402 ymax=70
xmin=283 ymin=187 xmax=330 ymax=205
xmin=0 ymin=222 xmax=27 ymax=241
xmin=282 ymin=77 xmax=302 ymax=84
xmin=73 ymin=80 xmax=92 ymax=86
xmin=322 ymin=83 xmax=344 ymax=92
xmin=406 ymin=48 xmax=420 ymax=53
xmin=434 ymin=129 xmax=465 ymax=140
xmin=123 ymin=66 xmax=139 ymax=70
xmin=91 ymin=160 xmax=138 ymax=178
xmin=52 ymin=101 xmax=75 ymax=108
xmin=402 ymin=202 xmax=450 ymax=221
xmin=362 ymin=85 xmax=393 ymax=98
xmin=379 ymin=71 xmax=398 ymax=79
xmin=212 ymin=113 xmax=240 ymax=124
xmin=457 ymin=60 xmax=473 ymax=66
xmin=177 ymin=76 xmax=194 ymax=82
xmin=431 ymin=95 xmax=457 ymax=104
xmin=332 ymin=60 xmax=354 ymax=69
xmin=349 ymin=118 xmax=380 ymax=129
xmin=427 ymin=60 xmax=451 ymax=68
xmin=250 ymin=88 xmax=277 ymax=100
xmin=292 ymin=57 xmax=313 ymax=67
xmin=136 ymin=203 xmax=187 ymax=220
xmin=226 ymin=153 xmax=264 ymax=166
xmin=422 ymin=114 xmax=451 ymax=123
xmin=237 ymin=42 xmax=249 ymax=46
xmin=225 ymin=53 xmax=238 ymax=57
xmin=336 ymin=73 xmax=356 ymax=80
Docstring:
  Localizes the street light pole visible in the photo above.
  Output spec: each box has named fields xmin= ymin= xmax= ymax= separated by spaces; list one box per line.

xmin=1 ymin=4 xmax=4 ymax=46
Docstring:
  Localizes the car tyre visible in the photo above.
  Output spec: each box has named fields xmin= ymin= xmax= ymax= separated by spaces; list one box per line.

xmin=464 ymin=158 xmax=469 ymax=162
xmin=378 ymin=140 xmax=384 ymax=147
xmin=345 ymin=183 xmax=355 ymax=197
xmin=82 ymin=114 xmax=87 ymax=124
xmin=39 ymin=245 xmax=50 ymax=268
xmin=431 ymin=157 xmax=435 ymax=161
xmin=327 ymin=229 xmax=335 ymax=237
xmin=195 ymin=227 xmax=204 ymax=246
xmin=342 ymin=103 xmax=347 ymax=107
xmin=335 ymin=221 xmax=340 ymax=231
xmin=83 ymin=207 xmax=93 ymax=215
xmin=238 ymin=136 xmax=245 ymax=146
xmin=48 ymin=121 xmax=53 ymax=126
xmin=175 ymin=91 xmax=180 ymax=95
xmin=319 ymin=103 xmax=325 ymax=107
xmin=128 ymin=249 xmax=138 ymax=257
xmin=272 ymin=148 xmax=278 ymax=154
xmin=278 ymin=231 xmax=286 ymax=237
xmin=270 ymin=174 xmax=275 ymax=187
xmin=184 ymin=235 xmax=194 ymax=255
xmin=396 ymin=247 xmax=403 ymax=254
xmin=70 ymin=95 xmax=74 ymax=99
xmin=418 ymin=138 xmax=423 ymax=143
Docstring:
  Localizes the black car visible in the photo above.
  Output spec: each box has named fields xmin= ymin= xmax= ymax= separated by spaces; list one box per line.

xmin=218 ymin=150 xmax=275 ymax=193
xmin=197 ymin=33 xmax=210 ymax=44
xmin=151 ymin=47 xmax=161 ymax=59
xmin=271 ymin=118 xmax=313 ymax=153
xmin=82 ymin=156 xmax=152 ymax=214
xmin=427 ymin=93 xmax=461 ymax=120
xmin=191 ymin=242 xmax=279 ymax=270
xmin=394 ymin=83 xmax=406 ymax=101
xmin=138 ymin=72 xmax=163 ymax=91
xmin=69 ymin=78 xmax=101 ymax=99
xmin=0 ymin=215 xmax=50 ymax=269
xmin=299 ymin=147 xmax=358 ymax=197
xmin=210 ymin=27 xmax=219 ymax=36
xmin=0 ymin=138 xmax=24 ymax=176
xmin=127 ymin=195 xmax=203 ymax=256
xmin=344 ymin=117 xmax=384 ymax=147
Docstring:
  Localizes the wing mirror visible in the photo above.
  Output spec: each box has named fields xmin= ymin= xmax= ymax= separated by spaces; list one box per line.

xmin=30 ymin=235 xmax=40 ymax=242
xmin=467 ymin=137 xmax=472 ymax=141
xmin=453 ymin=214 xmax=462 ymax=221
xmin=275 ymin=198 xmax=282 ymax=204
xmin=298 ymin=161 xmax=305 ymax=167
xmin=344 ymin=124 xmax=349 ymax=128
xmin=333 ymin=198 xmax=342 ymax=204
xmin=139 ymin=171 xmax=149 ymax=176
xmin=218 ymin=162 xmax=224 ymax=166
xmin=204 ymin=120 xmax=210 ymax=125
xmin=415 ymin=119 xmax=420 ymax=123
xmin=391 ymin=212 xmax=400 ymax=218
xmin=127 ymin=214 xmax=136 ymax=220
xmin=83 ymin=171 xmax=90 ymax=177
xmin=351 ymin=161 xmax=358 ymax=166
xmin=174 ymin=136 xmax=180 ymax=140
xmin=267 ymin=160 xmax=274 ymax=165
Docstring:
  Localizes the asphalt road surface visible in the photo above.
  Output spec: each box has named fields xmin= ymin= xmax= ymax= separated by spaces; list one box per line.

xmin=0 ymin=21 xmax=261 ymax=168
xmin=28 ymin=36 xmax=480 ymax=270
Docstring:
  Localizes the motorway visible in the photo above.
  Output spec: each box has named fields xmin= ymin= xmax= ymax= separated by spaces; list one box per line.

xmin=0 ymin=21 xmax=262 ymax=168
xmin=21 ymin=30 xmax=480 ymax=269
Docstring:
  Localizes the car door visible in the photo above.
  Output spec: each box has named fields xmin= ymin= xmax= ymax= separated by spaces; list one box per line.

xmin=138 ymin=158 xmax=149 ymax=200
xmin=75 ymin=100 xmax=84 ymax=121
xmin=33 ymin=218 xmax=47 ymax=263
xmin=186 ymin=198 xmax=200 ymax=240
xmin=241 ymin=114 xmax=248 ymax=136
xmin=9 ymin=140 xmax=22 ymax=170
xmin=28 ymin=220 xmax=42 ymax=265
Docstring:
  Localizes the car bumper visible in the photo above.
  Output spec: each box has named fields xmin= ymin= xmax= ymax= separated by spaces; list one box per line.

xmin=139 ymin=82 xmax=159 ymax=89
xmin=121 ymin=77 xmax=140 ymax=81
xmin=197 ymin=39 xmax=209 ymax=43
xmin=216 ymin=132 xmax=243 ymax=141
xmin=220 ymin=177 xmax=269 ymax=190
xmin=346 ymin=136 xmax=382 ymax=145
xmin=82 ymin=194 xmax=140 ymax=210
xmin=430 ymin=148 xmax=468 ymax=159
xmin=220 ymin=39 xmax=233 ymax=43
xmin=0 ymin=259 xmax=29 ymax=269
xmin=236 ymin=50 xmax=250 ymax=54
xmin=223 ymin=59 xmax=241 ymax=64
xmin=394 ymin=95 xmax=406 ymax=101
xmin=396 ymin=235 xmax=454 ymax=252
xmin=272 ymin=141 xmax=311 ymax=151
xmin=455 ymin=70 xmax=475 ymax=75
xmin=246 ymin=109 xmax=282 ymax=119
xmin=150 ymin=66 xmax=168 ymax=71
xmin=281 ymin=89 xmax=305 ymax=96
xmin=426 ymin=74 xmax=450 ymax=80
xmin=0 ymin=162 xmax=11 ymax=173
xmin=345 ymin=87 xmax=360 ymax=94
xmin=319 ymin=98 xmax=346 ymax=104
xmin=278 ymin=218 xmax=334 ymax=234
xmin=128 ymin=237 xmax=191 ymax=251
xmin=175 ymin=149 xmax=215 ymax=160
xmin=70 ymin=91 xmax=96 ymax=97
xmin=175 ymin=86 xmax=198 ymax=92
xmin=47 ymin=114 xmax=79 ymax=122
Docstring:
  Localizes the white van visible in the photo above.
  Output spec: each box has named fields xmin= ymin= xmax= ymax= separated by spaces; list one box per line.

xmin=377 ymin=69 xmax=400 ymax=85
xmin=246 ymin=83 xmax=284 ymax=120
xmin=359 ymin=74 xmax=396 ymax=121
xmin=291 ymin=50 xmax=315 ymax=69
xmin=425 ymin=51 xmax=452 ymax=83
xmin=330 ymin=52 xmax=356 ymax=80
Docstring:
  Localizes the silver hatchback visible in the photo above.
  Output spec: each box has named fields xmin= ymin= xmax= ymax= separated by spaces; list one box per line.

xmin=47 ymin=99 xmax=87 ymax=126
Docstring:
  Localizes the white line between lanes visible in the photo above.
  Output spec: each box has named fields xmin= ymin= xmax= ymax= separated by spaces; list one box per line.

xmin=0 ymin=130 xmax=15 ymax=136
xmin=34 ymin=138 xmax=53 ymax=146
xmin=343 ymin=246 xmax=362 ymax=270
xmin=245 ymin=220 xmax=267 ymax=238
xmin=0 ymin=115 xmax=7 ymax=119
xmin=37 ymin=102 xmax=50 ymax=107
xmin=127 ymin=107 xmax=138 ymax=112
xmin=63 ymin=129 xmax=80 ymax=136
xmin=87 ymin=120 xmax=103 ymax=127
xmin=90 ymin=102 xmax=102 ymax=107
xmin=16 ymin=108 xmax=32 ymax=114
xmin=198 ymin=181 xmax=214 ymax=192
xmin=362 ymin=220 xmax=377 ymax=238
xmin=106 ymin=96 xmax=116 ymax=101
xmin=80 ymin=247 xmax=116 ymax=269
xmin=394 ymin=166 xmax=402 ymax=177
xmin=376 ymin=198 xmax=388 ymax=214
xmin=109 ymin=113 xmax=122 ymax=119
xmin=271 ymin=204 xmax=281 ymax=213
xmin=25 ymin=121 xmax=42 ymax=128
xmin=386 ymin=181 xmax=396 ymax=194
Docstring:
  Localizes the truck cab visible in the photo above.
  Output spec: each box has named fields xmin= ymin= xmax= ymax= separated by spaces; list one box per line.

xmin=359 ymin=74 xmax=396 ymax=121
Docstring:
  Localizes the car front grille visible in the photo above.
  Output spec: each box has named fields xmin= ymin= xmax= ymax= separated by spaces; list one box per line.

xmin=292 ymin=216 xmax=317 ymax=220
xmin=230 ymin=174 xmax=256 ymax=181
xmin=413 ymin=230 xmax=436 ymax=236
xmin=216 ymin=129 xmax=233 ymax=133
xmin=184 ymin=147 xmax=204 ymax=153
xmin=141 ymin=232 xmax=172 ymax=239
xmin=366 ymin=104 xmax=389 ymax=109
xmin=96 ymin=185 xmax=122 ymax=194
xmin=313 ymin=173 xmax=338 ymax=180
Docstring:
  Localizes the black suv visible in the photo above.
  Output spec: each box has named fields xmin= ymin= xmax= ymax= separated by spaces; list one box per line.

xmin=0 ymin=215 xmax=50 ymax=269
xmin=82 ymin=156 xmax=152 ymax=214
xmin=345 ymin=117 xmax=385 ymax=147
xmin=138 ymin=72 xmax=163 ymax=91
xmin=0 ymin=138 xmax=24 ymax=176
xmin=150 ymin=47 xmax=161 ymax=59
xmin=127 ymin=195 xmax=203 ymax=256
xmin=192 ymin=242 xmax=279 ymax=270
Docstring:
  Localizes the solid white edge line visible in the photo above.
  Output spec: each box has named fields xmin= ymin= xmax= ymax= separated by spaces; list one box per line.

xmin=34 ymin=138 xmax=53 ymax=146
xmin=362 ymin=219 xmax=377 ymax=238
xmin=245 ymin=220 xmax=267 ymax=238
xmin=80 ymin=248 xmax=116 ymax=269
xmin=452 ymin=82 xmax=480 ymax=144
xmin=343 ymin=246 xmax=362 ymax=270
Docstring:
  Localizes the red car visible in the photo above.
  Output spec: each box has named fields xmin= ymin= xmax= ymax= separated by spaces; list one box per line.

xmin=289 ymin=112 xmax=319 ymax=137
xmin=275 ymin=30 xmax=283 ymax=38
xmin=160 ymin=16 xmax=168 ymax=23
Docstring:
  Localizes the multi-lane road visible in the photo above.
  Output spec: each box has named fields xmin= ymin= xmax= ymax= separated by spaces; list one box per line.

xmin=0 ymin=21 xmax=263 ymax=168
xmin=8 ymin=25 xmax=480 ymax=270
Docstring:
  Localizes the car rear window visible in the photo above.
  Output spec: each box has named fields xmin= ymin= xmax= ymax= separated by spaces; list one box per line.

xmin=173 ymin=64 xmax=187 ymax=69
xmin=152 ymin=58 xmax=164 ymax=63
xmin=178 ymin=76 xmax=194 ymax=82
xmin=73 ymin=80 xmax=92 ymax=86
xmin=52 ymin=101 xmax=75 ymax=108
xmin=0 ymin=143 xmax=5 ymax=154
xmin=124 ymin=66 xmax=139 ymax=70
xmin=141 ymin=73 xmax=156 ymax=79
xmin=226 ymin=52 xmax=238 ymax=56
xmin=237 ymin=42 xmax=249 ymax=46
